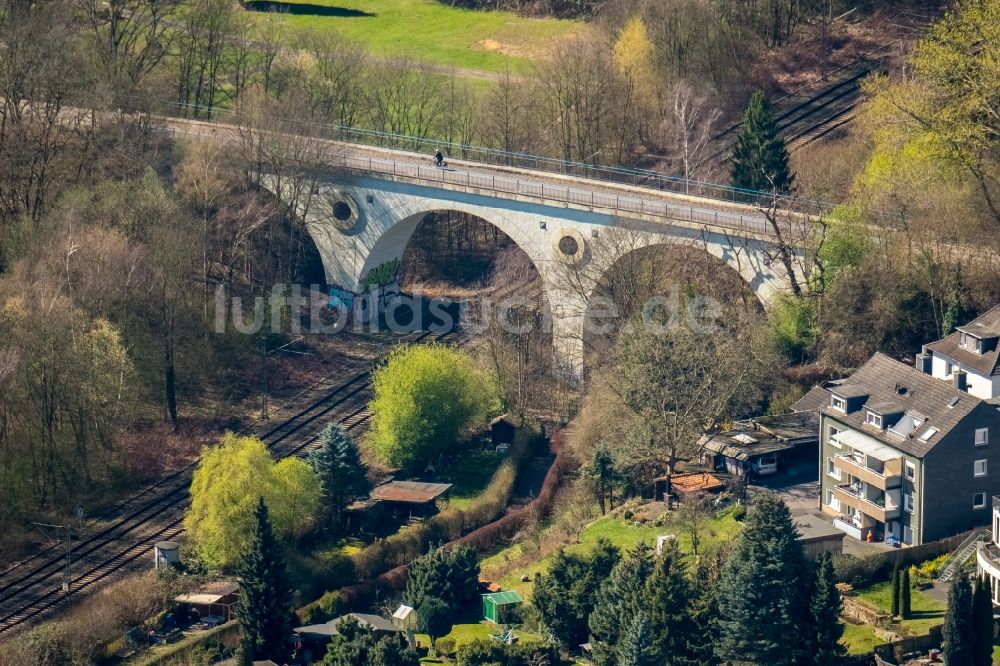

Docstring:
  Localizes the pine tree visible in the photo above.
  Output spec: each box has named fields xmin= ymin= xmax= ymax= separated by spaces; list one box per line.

xmin=715 ymin=493 xmax=812 ymax=666
xmin=972 ymin=576 xmax=994 ymax=666
xmin=310 ymin=424 xmax=371 ymax=534
xmin=534 ymin=540 xmax=620 ymax=648
xmin=683 ymin=559 xmax=718 ymax=666
xmin=404 ymin=546 xmax=479 ymax=612
xmin=812 ymin=553 xmax=845 ymax=666
xmin=236 ymin=498 xmax=293 ymax=665
xmin=943 ymin=571 xmax=976 ymax=666
xmin=615 ymin=612 xmax=657 ymax=666
xmin=730 ymin=90 xmax=793 ymax=194
xmin=900 ymin=567 xmax=912 ymax=620
xmin=891 ymin=564 xmax=901 ymax=617
xmin=644 ymin=540 xmax=694 ymax=666
xmin=589 ymin=544 xmax=655 ymax=666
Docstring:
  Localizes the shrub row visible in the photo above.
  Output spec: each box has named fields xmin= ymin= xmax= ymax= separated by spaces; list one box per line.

xmin=327 ymin=428 xmax=573 ymax=611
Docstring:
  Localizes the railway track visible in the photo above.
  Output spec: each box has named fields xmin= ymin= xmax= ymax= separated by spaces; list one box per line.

xmin=707 ymin=40 xmax=899 ymax=162
xmin=0 ymin=327 xmax=453 ymax=636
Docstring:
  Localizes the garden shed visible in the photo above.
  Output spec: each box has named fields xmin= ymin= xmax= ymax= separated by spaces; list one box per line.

xmin=482 ymin=590 xmax=523 ymax=624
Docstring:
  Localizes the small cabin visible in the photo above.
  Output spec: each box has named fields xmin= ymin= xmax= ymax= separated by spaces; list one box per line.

xmin=369 ymin=480 xmax=453 ymax=518
xmin=174 ymin=581 xmax=240 ymax=622
xmin=490 ymin=414 xmax=520 ymax=447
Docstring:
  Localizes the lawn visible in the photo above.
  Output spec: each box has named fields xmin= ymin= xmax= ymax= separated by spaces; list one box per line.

xmin=854 ymin=580 xmax=946 ymax=637
xmin=485 ymin=505 xmax=744 ymax=599
xmin=446 ymin=448 xmax=504 ymax=510
xmin=839 ymin=621 xmax=881 ymax=655
xmin=243 ymin=0 xmax=585 ymax=73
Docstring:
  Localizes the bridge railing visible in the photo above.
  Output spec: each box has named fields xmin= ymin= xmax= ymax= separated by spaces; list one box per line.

xmin=340 ymin=154 xmax=785 ymax=238
xmin=144 ymin=99 xmax=840 ymax=218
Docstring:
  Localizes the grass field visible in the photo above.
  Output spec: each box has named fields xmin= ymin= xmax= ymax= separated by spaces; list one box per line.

xmin=447 ymin=448 xmax=503 ymax=509
xmin=854 ymin=580 xmax=946 ymax=637
xmin=484 ymin=505 xmax=744 ymax=599
xmin=839 ymin=621 xmax=881 ymax=655
xmin=245 ymin=0 xmax=584 ymax=73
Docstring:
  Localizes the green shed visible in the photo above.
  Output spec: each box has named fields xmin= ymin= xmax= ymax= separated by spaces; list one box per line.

xmin=482 ymin=590 xmax=523 ymax=624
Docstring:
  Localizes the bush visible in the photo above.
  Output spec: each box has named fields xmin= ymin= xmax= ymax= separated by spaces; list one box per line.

xmin=434 ymin=637 xmax=456 ymax=657
xmin=833 ymin=554 xmax=888 ymax=588
xmin=731 ymin=505 xmax=747 ymax=522
xmin=456 ymin=639 xmax=559 ymax=666
xmin=369 ymin=344 xmax=500 ymax=468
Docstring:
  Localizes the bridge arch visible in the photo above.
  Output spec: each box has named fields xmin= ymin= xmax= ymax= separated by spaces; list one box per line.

xmin=274 ymin=173 xmax=804 ymax=376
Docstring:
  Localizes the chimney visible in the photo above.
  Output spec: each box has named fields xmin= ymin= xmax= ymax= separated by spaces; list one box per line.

xmin=953 ymin=369 xmax=967 ymax=392
xmin=915 ymin=353 xmax=931 ymax=375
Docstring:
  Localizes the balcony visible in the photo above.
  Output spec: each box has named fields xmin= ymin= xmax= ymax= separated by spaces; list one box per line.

xmin=977 ymin=542 xmax=1000 ymax=584
xmin=833 ymin=454 xmax=902 ymax=490
xmin=832 ymin=484 xmax=901 ymax=522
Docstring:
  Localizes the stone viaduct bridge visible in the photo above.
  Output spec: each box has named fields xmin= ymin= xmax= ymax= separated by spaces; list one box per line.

xmin=167 ymin=117 xmax=818 ymax=372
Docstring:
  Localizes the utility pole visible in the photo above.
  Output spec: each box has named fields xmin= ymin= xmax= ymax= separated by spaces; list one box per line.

xmin=31 ymin=522 xmax=73 ymax=594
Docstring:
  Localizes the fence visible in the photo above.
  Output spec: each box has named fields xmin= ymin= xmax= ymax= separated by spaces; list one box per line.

xmin=145 ymin=98 xmax=841 ymax=218
xmin=864 ymin=529 xmax=978 ymax=569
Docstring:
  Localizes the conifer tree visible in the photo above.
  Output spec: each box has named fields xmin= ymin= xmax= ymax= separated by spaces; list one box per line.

xmin=715 ymin=493 xmax=811 ymax=666
xmin=236 ymin=498 xmax=293 ymax=665
xmin=684 ymin=559 xmax=719 ymax=666
xmin=943 ymin=571 xmax=975 ymax=666
xmin=405 ymin=546 xmax=479 ymax=612
xmin=812 ymin=553 xmax=845 ymax=666
xmin=534 ymin=540 xmax=620 ymax=648
xmin=891 ymin=564 xmax=901 ymax=617
xmin=972 ymin=576 xmax=994 ymax=666
xmin=900 ymin=567 xmax=912 ymax=619
xmin=589 ymin=544 xmax=655 ymax=666
xmin=584 ymin=444 xmax=618 ymax=515
xmin=645 ymin=540 xmax=694 ymax=666
xmin=310 ymin=423 xmax=371 ymax=534
xmin=730 ymin=90 xmax=793 ymax=193
xmin=616 ymin=612 xmax=657 ymax=666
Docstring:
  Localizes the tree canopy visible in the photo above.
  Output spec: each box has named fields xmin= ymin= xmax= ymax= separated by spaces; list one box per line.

xmin=715 ymin=493 xmax=812 ymax=665
xmin=369 ymin=344 xmax=498 ymax=468
xmin=730 ymin=90 xmax=793 ymax=193
xmin=310 ymin=423 xmax=371 ymax=534
xmin=185 ymin=433 xmax=321 ymax=568
xmin=236 ymin=498 xmax=293 ymax=665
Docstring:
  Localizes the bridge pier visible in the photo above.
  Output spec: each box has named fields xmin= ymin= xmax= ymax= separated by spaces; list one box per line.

xmin=264 ymin=170 xmax=806 ymax=377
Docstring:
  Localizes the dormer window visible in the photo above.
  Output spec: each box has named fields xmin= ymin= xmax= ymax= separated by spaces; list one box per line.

xmin=866 ymin=411 xmax=883 ymax=429
xmin=831 ymin=396 xmax=846 ymax=412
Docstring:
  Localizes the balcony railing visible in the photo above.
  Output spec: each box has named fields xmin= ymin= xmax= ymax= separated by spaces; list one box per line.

xmin=833 ymin=454 xmax=902 ymax=490
xmin=833 ymin=484 xmax=900 ymax=522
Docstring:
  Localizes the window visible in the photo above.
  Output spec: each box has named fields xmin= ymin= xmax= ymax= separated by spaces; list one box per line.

xmin=828 ymin=426 xmax=843 ymax=447
xmin=976 ymin=428 xmax=989 ymax=447
xmin=974 ymin=493 xmax=987 ymax=509
xmin=903 ymin=525 xmax=913 ymax=545
xmin=826 ymin=457 xmax=841 ymax=480
xmin=826 ymin=490 xmax=840 ymax=511
xmin=961 ymin=332 xmax=968 ymax=347
xmin=905 ymin=462 xmax=916 ymax=481
xmin=975 ymin=459 xmax=988 ymax=477
xmin=831 ymin=396 xmax=846 ymax=412
xmin=904 ymin=494 xmax=914 ymax=513
xmin=919 ymin=427 xmax=938 ymax=442
xmin=946 ymin=362 xmax=954 ymax=376
xmin=866 ymin=411 xmax=883 ymax=428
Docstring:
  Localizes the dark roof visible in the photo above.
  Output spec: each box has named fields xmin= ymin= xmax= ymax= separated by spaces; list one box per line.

xmin=790 ymin=385 xmax=831 ymax=413
xmin=927 ymin=305 xmax=1000 ymax=376
xmin=700 ymin=411 xmax=817 ymax=461
xmin=295 ymin=613 xmax=401 ymax=639
xmin=755 ymin=410 xmax=819 ymax=441
xmin=820 ymin=353 xmax=985 ymax=457
xmin=795 ymin=518 xmax=846 ymax=543
xmin=830 ymin=384 xmax=870 ymax=399
xmin=490 ymin=413 xmax=520 ymax=428
xmin=370 ymin=481 xmax=452 ymax=504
